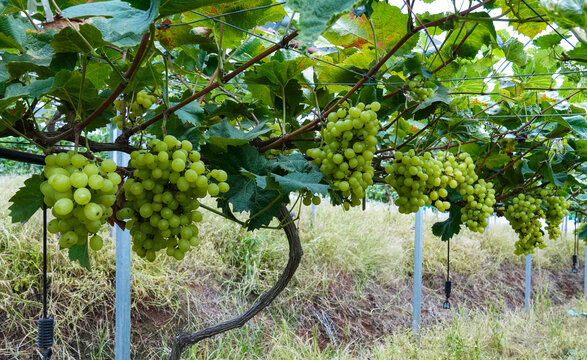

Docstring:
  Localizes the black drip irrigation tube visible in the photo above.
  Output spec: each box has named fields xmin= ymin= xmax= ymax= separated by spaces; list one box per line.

xmin=0 ymin=147 xmax=45 ymax=165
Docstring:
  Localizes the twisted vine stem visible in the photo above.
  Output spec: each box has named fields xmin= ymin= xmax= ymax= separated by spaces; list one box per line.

xmin=167 ymin=205 xmax=303 ymax=360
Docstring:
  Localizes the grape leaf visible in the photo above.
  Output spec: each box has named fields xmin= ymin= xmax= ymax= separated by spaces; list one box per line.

xmin=206 ymin=119 xmax=271 ymax=150
xmin=203 ymin=144 xmax=285 ymax=230
xmin=441 ymin=12 xmax=496 ymax=59
xmin=68 ymin=242 xmax=91 ymax=270
xmin=497 ymin=0 xmax=547 ymax=38
xmin=552 ymin=115 xmax=587 ymax=139
xmin=8 ymin=174 xmax=44 ymax=224
xmin=432 ymin=204 xmax=462 ymax=241
xmin=175 ymin=101 xmax=204 ymax=126
xmin=501 ymin=37 xmax=527 ymax=66
xmin=541 ymin=161 xmax=566 ymax=187
xmin=287 ymin=0 xmax=363 ymax=48
xmin=61 ymin=0 xmax=159 ymax=46
xmin=50 ymin=24 xmax=105 ymax=53
xmin=579 ymin=221 xmax=587 ymax=241
xmin=243 ymin=152 xmax=329 ymax=195
xmin=247 ymin=58 xmax=315 ymax=88
xmin=0 ymin=14 xmax=30 ymax=50
xmin=156 ymin=0 xmax=233 ymax=17
xmin=263 ymin=172 xmax=329 ymax=195
xmin=413 ymin=85 xmax=450 ymax=119
xmin=484 ymin=153 xmax=511 ymax=169
xmin=179 ymin=0 xmax=286 ymax=48
xmin=533 ymin=33 xmax=567 ymax=48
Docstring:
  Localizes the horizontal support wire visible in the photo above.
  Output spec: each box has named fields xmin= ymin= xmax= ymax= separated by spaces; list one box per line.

xmin=160 ymin=2 xmax=286 ymax=28
xmin=188 ymin=10 xmax=403 ymax=91
xmin=175 ymin=70 xmax=587 ymax=87
xmin=161 ymin=7 xmax=586 ymax=93
xmin=471 ymin=113 xmax=587 ymax=118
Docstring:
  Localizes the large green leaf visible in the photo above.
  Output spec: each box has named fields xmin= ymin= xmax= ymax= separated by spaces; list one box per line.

xmin=203 ymin=144 xmax=285 ymax=230
xmin=432 ymin=204 xmax=463 ymax=241
xmin=8 ymin=174 xmax=44 ymax=224
xmin=50 ymin=23 xmax=105 ymax=53
xmin=498 ymin=0 xmax=547 ymax=38
xmin=553 ymin=115 xmax=587 ymax=138
xmin=500 ymin=36 xmax=527 ymax=66
xmin=442 ymin=13 xmax=496 ymax=59
xmin=248 ymin=57 xmax=315 ymax=87
xmin=157 ymin=0 xmax=233 ymax=17
xmin=263 ymin=171 xmax=329 ymax=195
xmin=206 ymin=119 xmax=271 ymax=150
xmin=61 ymin=0 xmax=159 ymax=46
xmin=567 ymin=43 xmax=587 ymax=62
xmin=180 ymin=0 xmax=286 ymax=47
xmin=49 ymin=69 xmax=104 ymax=115
xmin=68 ymin=242 xmax=91 ymax=270
xmin=244 ymin=152 xmax=329 ymax=195
xmin=287 ymin=0 xmax=363 ymax=47
xmin=323 ymin=2 xmax=417 ymax=53
xmin=0 ymin=14 xmax=30 ymax=50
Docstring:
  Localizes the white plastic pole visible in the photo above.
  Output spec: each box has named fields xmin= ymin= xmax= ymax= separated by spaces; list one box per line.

xmin=412 ymin=208 xmax=423 ymax=336
xmin=311 ymin=203 xmax=317 ymax=226
xmin=112 ymin=126 xmax=131 ymax=360
xmin=524 ymin=254 xmax=532 ymax=311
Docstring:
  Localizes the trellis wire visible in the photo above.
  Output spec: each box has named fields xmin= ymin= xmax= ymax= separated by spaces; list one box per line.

xmin=188 ymin=10 xmax=404 ymax=92
xmin=161 ymin=2 xmax=286 ymax=27
xmin=519 ymin=0 xmax=575 ymax=49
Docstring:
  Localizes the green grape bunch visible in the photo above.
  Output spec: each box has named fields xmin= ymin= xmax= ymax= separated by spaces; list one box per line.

xmin=460 ymin=179 xmax=496 ymax=233
xmin=117 ymin=135 xmax=229 ymax=262
xmin=541 ymin=189 xmax=571 ymax=240
xmin=258 ymin=121 xmax=293 ymax=157
xmin=505 ymin=193 xmax=546 ymax=255
xmin=41 ymin=152 xmax=122 ymax=251
xmin=301 ymin=189 xmax=321 ymax=206
xmin=112 ymin=90 xmax=158 ymax=130
xmin=384 ymin=150 xmax=451 ymax=214
xmin=406 ymin=79 xmax=435 ymax=102
xmin=306 ymin=101 xmax=381 ymax=210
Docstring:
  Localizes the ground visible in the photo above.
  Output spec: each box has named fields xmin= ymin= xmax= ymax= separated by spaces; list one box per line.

xmin=0 ymin=176 xmax=586 ymax=360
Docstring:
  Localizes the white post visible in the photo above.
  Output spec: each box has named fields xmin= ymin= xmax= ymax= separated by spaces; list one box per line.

xmin=112 ymin=126 xmax=131 ymax=360
xmin=584 ymin=245 xmax=586 ymax=297
xmin=525 ymin=254 xmax=532 ymax=311
xmin=413 ymin=208 xmax=423 ymax=337
xmin=311 ymin=203 xmax=317 ymax=226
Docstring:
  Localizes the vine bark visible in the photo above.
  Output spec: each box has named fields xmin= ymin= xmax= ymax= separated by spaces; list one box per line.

xmin=168 ymin=205 xmax=303 ymax=360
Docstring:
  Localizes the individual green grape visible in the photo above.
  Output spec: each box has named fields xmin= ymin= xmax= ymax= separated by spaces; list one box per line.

xmin=54 ymin=198 xmax=74 ymax=216
xmin=89 ymin=235 xmax=103 ymax=251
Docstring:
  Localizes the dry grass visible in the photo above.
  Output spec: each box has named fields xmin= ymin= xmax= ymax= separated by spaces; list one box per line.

xmin=0 ymin=176 xmax=585 ymax=359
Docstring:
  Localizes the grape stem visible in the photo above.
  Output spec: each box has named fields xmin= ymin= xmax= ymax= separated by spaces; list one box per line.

xmin=197 ymin=202 xmax=246 ymax=227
